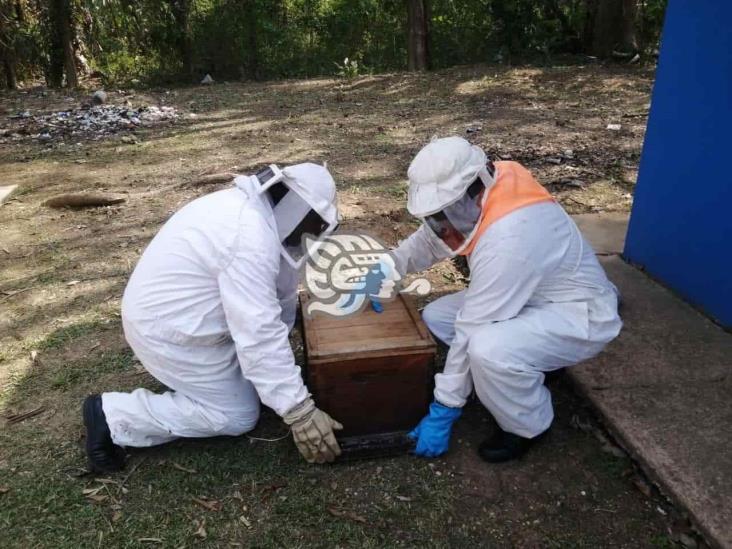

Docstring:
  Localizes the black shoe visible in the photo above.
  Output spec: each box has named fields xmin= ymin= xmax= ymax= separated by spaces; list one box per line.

xmin=477 ymin=428 xmax=546 ymax=463
xmin=82 ymin=394 xmax=126 ymax=473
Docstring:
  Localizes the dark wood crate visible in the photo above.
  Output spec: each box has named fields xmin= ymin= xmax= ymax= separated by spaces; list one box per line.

xmin=300 ymin=293 xmax=436 ymax=439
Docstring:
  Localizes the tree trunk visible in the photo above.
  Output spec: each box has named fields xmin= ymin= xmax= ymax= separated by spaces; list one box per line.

xmin=2 ymin=57 xmax=17 ymax=89
xmin=591 ymin=0 xmax=638 ymax=57
xmin=61 ymin=4 xmax=77 ymax=88
xmin=0 ymin=1 xmax=18 ymax=88
xmin=169 ymin=0 xmax=193 ymax=79
xmin=620 ymin=0 xmax=639 ymax=53
xmin=47 ymin=0 xmax=77 ymax=87
xmin=407 ymin=0 xmax=429 ymax=71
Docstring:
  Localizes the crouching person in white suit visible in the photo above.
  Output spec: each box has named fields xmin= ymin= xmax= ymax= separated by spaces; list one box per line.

xmin=392 ymin=137 xmax=622 ymax=463
xmin=82 ymin=163 xmax=343 ymax=472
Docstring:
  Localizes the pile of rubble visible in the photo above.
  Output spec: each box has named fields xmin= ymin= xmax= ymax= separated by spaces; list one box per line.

xmin=2 ymin=104 xmax=180 ymax=144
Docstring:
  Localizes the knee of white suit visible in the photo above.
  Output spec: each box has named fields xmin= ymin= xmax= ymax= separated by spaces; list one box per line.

xmin=422 ymin=301 xmax=456 ymax=345
xmin=467 ymin=332 xmax=521 ymax=372
xmin=222 ymin=409 xmax=260 ymax=437
xmin=102 ymin=388 xmax=260 ymax=447
xmin=466 ymin=330 xmax=553 ymax=438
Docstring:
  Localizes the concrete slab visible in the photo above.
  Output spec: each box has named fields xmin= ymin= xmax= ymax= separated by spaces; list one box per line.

xmin=569 ymin=256 xmax=732 ymax=548
xmin=0 ymin=185 xmax=18 ymax=205
xmin=572 ymin=212 xmax=629 ymax=254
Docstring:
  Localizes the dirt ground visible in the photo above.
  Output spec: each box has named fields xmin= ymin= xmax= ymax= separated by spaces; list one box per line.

xmin=0 ymin=64 xmax=688 ymax=547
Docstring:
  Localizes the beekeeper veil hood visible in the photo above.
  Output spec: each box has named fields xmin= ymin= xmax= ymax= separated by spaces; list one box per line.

xmin=255 ymin=162 xmax=339 ymax=268
xmin=407 ymin=136 xmax=495 ymax=255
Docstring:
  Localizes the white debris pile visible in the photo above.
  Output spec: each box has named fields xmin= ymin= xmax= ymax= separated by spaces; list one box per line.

xmin=3 ymin=104 xmax=180 ymax=143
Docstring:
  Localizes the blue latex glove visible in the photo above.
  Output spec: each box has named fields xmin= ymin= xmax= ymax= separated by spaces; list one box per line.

xmin=408 ymin=401 xmax=462 ymax=457
xmin=370 ymin=299 xmax=384 ymax=313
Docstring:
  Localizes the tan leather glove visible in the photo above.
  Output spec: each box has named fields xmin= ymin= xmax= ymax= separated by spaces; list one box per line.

xmin=283 ymin=397 xmax=343 ymax=464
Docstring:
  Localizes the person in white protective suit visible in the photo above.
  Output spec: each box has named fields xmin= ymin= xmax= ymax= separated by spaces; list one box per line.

xmin=392 ymin=137 xmax=622 ymax=462
xmin=81 ymin=163 xmax=344 ymax=472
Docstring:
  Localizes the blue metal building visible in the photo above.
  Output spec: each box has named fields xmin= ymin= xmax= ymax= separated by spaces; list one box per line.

xmin=624 ymin=1 xmax=732 ymax=328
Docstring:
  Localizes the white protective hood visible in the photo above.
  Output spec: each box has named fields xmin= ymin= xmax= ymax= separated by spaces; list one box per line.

xmin=238 ymin=162 xmax=339 ymax=269
xmin=407 ymin=136 xmax=495 ymax=218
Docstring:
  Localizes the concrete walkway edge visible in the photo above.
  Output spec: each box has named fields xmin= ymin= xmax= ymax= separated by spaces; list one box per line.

xmin=570 ymin=213 xmax=731 ymax=549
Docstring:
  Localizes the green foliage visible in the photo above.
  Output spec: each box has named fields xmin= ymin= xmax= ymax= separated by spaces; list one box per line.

xmin=1 ymin=0 xmax=668 ymax=88
xmin=334 ymin=56 xmax=361 ymax=80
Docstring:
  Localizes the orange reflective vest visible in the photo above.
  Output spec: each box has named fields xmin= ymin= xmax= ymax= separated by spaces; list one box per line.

xmin=460 ymin=161 xmax=555 ymax=256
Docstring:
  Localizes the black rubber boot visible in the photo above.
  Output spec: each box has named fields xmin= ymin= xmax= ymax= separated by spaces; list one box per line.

xmin=477 ymin=428 xmax=546 ymax=463
xmin=82 ymin=394 xmax=126 ymax=473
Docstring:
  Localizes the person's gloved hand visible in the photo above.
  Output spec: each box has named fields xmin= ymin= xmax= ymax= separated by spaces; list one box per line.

xmin=283 ymin=397 xmax=343 ymax=464
xmin=408 ymin=401 xmax=462 ymax=457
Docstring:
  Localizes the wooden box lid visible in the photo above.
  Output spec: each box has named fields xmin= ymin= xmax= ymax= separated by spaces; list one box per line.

xmin=300 ymin=293 xmax=436 ymax=363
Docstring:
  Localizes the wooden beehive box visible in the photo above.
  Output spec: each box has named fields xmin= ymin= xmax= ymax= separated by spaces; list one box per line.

xmin=300 ymin=293 xmax=436 ymax=441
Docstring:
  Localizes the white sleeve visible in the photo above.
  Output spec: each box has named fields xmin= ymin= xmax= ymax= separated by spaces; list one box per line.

xmin=391 ymin=225 xmax=451 ymax=275
xmin=434 ymin=250 xmax=543 ymax=408
xmin=218 ymin=245 xmax=308 ymax=417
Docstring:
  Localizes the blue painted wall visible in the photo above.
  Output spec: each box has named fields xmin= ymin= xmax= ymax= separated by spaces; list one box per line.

xmin=624 ymin=0 xmax=732 ymax=327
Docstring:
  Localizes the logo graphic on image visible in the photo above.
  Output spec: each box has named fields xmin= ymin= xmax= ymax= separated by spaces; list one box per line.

xmin=303 ymin=233 xmax=431 ymax=318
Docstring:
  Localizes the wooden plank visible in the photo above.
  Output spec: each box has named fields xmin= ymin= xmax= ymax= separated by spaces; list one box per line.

xmin=307 ymin=304 xmax=406 ymax=329
xmin=301 ymin=292 xmax=436 ymax=360
xmin=313 ymin=320 xmax=419 ymax=345
xmin=308 ymin=347 xmax=434 ymax=365
xmin=313 ymin=336 xmax=434 ymax=358
xmin=402 ymin=293 xmax=432 ymax=342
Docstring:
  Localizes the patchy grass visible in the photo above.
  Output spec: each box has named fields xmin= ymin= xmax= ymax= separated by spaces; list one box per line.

xmin=0 ymin=63 xmax=682 ymax=546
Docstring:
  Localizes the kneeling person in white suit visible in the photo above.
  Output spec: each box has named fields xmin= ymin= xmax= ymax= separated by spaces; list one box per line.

xmin=392 ymin=138 xmax=622 ymax=462
xmin=82 ymin=163 xmax=343 ymax=472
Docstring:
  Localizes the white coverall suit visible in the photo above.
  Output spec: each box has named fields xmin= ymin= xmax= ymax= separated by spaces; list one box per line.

xmin=392 ymin=201 xmax=622 ymax=438
xmin=102 ymin=175 xmax=308 ymax=447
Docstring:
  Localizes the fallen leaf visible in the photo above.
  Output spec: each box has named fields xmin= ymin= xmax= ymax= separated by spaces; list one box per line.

xmin=0 ymin=486 xmax=9 ymax=494
xmin=193 ymin=519 xmax=207 ymax=539
xmin=327 ymin=506 xmax=368 ymax=524
xmin=94 ymin=478 xmax=119 ymax=484
xmin=171 ymin=461 xmax=197 ymax=474
xmin=239 ymin=515 xmax=252 ymax=528
xmin=192 ymin=496 xmax=222 ymax=512
xmin=395 ymin=495 xmax=413 ymax=502
xmin=600 ymin=442 xmax=627 ymax=459
xmin=1 ymin=246 xmax=9 ymax=254
xmin=632 ymin=476 xmax=652 ymax=497
xmin=66 ymin=280 xmax=80 ymax=286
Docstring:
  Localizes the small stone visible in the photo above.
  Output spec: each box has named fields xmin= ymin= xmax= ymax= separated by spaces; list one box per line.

xmin=92 ymin=90 xmax=108 ymax=105
xmin=679 ymin=533 xmax=697 ymax=548
xmin=201 ymin=74 xmax=214 ymax=85
xmin=38 ymin=133 xmax=52 ymax=143
xmin=607 ymin=123 xmax=622 ymax=131
xmin=121 ymin=135 xmax=138 ymax=144
xmin=546 ymin=157 xmax=562 ymax=165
